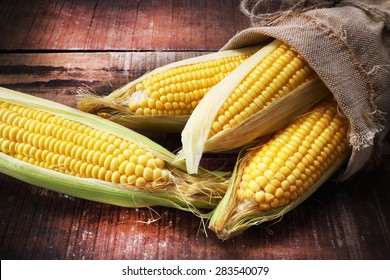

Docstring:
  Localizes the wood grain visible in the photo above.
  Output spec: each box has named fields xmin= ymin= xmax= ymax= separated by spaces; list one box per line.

xmin=0 ymin=51 xmax=389 ymax=260
xmin=0 ymin=0 xmax=249 ymax=51
xmin=1 ymin=163 xmax=389 ymax=259
xmin=0 ymin=52 xmax=210 ymax=107
xmin=0 ymin=0 xmax=389 ymax=260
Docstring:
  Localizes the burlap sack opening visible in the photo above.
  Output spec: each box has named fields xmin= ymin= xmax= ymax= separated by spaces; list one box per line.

xmin=223 ymin=0 xmax=390 ymax=180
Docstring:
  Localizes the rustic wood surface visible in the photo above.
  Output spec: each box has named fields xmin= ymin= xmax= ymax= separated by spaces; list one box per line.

xmin=0 ymin=0 xmax=389 ymax=260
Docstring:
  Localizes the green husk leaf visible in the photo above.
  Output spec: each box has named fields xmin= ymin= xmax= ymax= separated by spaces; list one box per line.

xmin=0 ymin=87 xmax=229 ymax=214
xmin=208 ymin=144 xmax=350 ymax=240
xmin=77 ymin=45 xmax=265 ymax=132
xmin=0 ymin=152 xmax=191 ymax=210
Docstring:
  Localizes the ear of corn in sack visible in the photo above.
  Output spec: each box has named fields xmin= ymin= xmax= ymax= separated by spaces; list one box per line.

xmin=77 ymin=45 xmax=263 ymax=132
xmin=0 ymin=88 xmax=229 ymax=213
xmin=208 ymin=100 xmax=350 ymax=240
xmin=176 ymin=39 xmax=331 ymax=174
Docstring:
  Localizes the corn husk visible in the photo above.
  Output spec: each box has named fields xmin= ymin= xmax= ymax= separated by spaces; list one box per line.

xmin=176 ymin=40 xmax=330 ymax=174
xmin=76 ymin=45 xmax=265 ymax=132
xmin=208 ymin=141 xmax=350 ymax=240
xmin=0 ymin=87 xmax=229 ymax=214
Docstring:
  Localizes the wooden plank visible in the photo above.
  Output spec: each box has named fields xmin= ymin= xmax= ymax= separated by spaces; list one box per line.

xmin=0 ymin=53 xmax=389 ymax=259
xmin=0 ymin=0 xmax=249 ymax=51
xmin=0 ymin=51 xmax=210 ymax=107
xmin=0 ymin=51 xmax=238 ymax=159
xmin=1 ymin=161 xmax=390 ymax=259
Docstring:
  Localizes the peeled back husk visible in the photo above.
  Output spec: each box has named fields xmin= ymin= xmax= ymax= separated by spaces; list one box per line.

xmin=208 ymin=101 xmax=350 ymax=239
xmin=176 ymin=39 xmax=331 ymax=174
xmin=76 ymin=45 xmax=264 ymax=132
xmin=0 ymin=87 xmax=229 ymax=214
xmin=208 ymin=148 xmax=348 ymax=239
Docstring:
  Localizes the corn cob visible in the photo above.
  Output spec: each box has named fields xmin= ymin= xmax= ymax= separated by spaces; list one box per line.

xmin=0 ymin=88 xmax=228 ymax=212
xmin=177 ymin=39 xmax=331 ymax=174
xmin=77 ymin=46 xmax=262 ymax=132
xmin=209 ymin=101 xmax=350 ymax=239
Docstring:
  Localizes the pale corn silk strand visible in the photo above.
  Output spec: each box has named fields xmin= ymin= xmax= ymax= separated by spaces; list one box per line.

xmin=224 ymin=0 xmax=390 ymax=180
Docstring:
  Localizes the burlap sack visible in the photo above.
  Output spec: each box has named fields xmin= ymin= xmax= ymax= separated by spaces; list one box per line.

xmin=222 ymin=0 xmax=390 ymax=180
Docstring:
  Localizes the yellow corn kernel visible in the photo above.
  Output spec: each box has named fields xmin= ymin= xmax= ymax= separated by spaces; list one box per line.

xmin=209 ymin=43 xmax=317 ymax=137
xmin=128 ymin=54 xmax=252 ymax=116
xmin=236 ymin=102 xmax=349 ymax=210
xmin=0 ymin=102 xmax=170 ymax=187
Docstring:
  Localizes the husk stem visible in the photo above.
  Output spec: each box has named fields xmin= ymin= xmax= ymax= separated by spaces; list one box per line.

xmin=76 ymin=45 xmax=265 ymax=132
xmin=0 ymin=87 xmax=229 ymax=215
xmin=208 ymin=144 xmax=350 ymax=240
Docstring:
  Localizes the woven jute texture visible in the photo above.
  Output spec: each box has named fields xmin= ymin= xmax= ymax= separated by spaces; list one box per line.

xmin=223 ymin=0 xmax=390 ymax=180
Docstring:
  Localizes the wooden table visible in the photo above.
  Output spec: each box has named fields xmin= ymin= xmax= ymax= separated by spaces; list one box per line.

xmin=0 ymin=0 xmax=389 ymax=260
